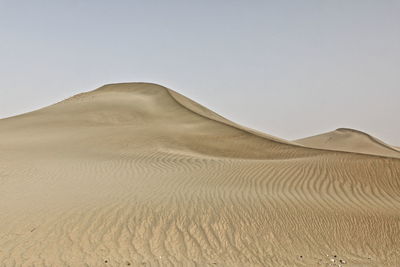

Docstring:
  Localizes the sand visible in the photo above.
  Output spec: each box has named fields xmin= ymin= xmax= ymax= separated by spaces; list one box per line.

xmin=0 ymin=83 xmax=399 ymax=266
xmin=295 ymin=128 xmax=400 ymax=159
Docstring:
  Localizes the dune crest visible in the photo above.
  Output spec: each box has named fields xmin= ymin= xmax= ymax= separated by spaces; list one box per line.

xmin=1 ymin=83 xmax=399 ymax=266
xmin=295 ymin=127 xmax=400 ymax=158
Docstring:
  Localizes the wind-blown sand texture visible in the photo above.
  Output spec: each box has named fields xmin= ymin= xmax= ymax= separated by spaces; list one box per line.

xmin=295 ymin=128 xmax=400 ymax=159
xmin=0 ymin=83 xmax=399 ymax=266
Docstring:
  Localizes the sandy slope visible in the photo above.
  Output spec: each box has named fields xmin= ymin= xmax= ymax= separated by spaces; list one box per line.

xmin=0 ymin=83 xmax=399 ymax=266
xmin=295 ymin=128 xmax=400 ymax=159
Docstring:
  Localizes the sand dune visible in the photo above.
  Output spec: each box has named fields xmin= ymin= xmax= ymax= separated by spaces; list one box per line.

xmin=295 ymin=128 xmax=400 ymax=159
xmin=1 ymin=83 xmax=399 ymax=266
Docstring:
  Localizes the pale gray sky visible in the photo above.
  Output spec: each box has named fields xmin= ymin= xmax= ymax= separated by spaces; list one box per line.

xmin=1 ymin=0 xmax=399 ymax=144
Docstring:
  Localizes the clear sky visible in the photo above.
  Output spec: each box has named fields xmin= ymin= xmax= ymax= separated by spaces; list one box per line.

xmin=1 ymin=0 xmax=399 ymax=144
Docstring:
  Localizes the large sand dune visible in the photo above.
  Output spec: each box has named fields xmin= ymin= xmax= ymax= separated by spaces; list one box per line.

xmin=0 ymin=83 xmax=399 ymax=266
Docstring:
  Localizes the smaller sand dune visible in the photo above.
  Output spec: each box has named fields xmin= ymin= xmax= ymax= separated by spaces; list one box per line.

xmin=295 ymin=128 xmax=400 ymax=159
